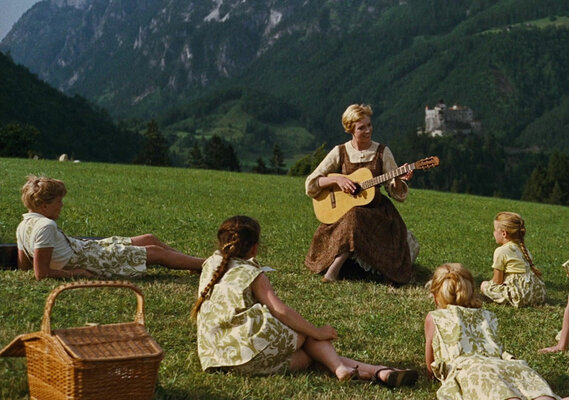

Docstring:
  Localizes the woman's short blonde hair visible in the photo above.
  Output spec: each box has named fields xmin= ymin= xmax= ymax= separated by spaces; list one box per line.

xmin=21 ymin=175 xmax=67 ymax=211
xmin=428 ymin=263 xmax=482 ymax=309
xmin=341 ymin=104 xmax=373 ymax=134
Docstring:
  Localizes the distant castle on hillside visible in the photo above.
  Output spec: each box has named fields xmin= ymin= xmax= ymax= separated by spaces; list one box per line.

xmin=421 ymin=100 xmax=481 ymax=137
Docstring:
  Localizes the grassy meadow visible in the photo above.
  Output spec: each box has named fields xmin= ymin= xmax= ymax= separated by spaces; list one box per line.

xmin=1 ymin=157 xmax=568 ymax=399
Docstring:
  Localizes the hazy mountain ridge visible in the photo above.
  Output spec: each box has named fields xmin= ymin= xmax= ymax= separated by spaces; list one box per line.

xmin=1 ymin=0 xmax=397 ymax=118
xmin=2 ymin=0 xmax=569 ymax=175
xmin=0 ymin=51 xmax=141 ymax=161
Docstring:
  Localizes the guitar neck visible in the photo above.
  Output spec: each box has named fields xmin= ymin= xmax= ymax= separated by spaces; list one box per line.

xmin=361 ymin=164 xmax=415 ymax=190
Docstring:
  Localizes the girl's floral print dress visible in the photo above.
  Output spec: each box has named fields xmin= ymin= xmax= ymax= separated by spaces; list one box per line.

xmin=197 ymin=251 xmax=297 ymax=375
xmin=429 ymin=305 xmax=560 ymax=400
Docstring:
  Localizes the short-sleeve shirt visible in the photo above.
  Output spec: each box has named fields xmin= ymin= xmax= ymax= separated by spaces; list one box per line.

xmin=492 ymin=241 xmax=528 ymax=274
xmin=16 ymin=212 xmax=74 ymax=270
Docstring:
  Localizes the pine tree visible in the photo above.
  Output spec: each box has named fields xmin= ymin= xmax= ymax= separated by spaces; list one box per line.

xmin=204 ymin=135 xmax=241 ymax=172
xmin=522 ymin=166 xmax=549 ymax=203
xmin=188 ymin=142 xmax=206 ymax=168
xmin=137 ymin=120 xmax=169 ymax=166
xmin=270 ymin=144 xmax=285 ymax=174
xmin=252 ymin=157 xmax=268 ymax=174
xmin=0 ymin=122 xmax=39 ymax=158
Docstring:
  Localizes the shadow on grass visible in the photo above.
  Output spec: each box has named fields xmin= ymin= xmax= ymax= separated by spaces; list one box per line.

xmin=154 ymin=386 xmax=233 ymax=400
xmin=543 ymin=371 xmax=569 ymax=397
xmin=332 ymin=259 xmax=433 ymax=288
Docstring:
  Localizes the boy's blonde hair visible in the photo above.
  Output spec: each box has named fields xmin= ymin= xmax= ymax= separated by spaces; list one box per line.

xmin=21 ymin=175 xmax=67 ymax=211
xmin=341 ymin=104 xmax=373 ymax=134
xmin=429 ymin=263 xmax=482 ymax=309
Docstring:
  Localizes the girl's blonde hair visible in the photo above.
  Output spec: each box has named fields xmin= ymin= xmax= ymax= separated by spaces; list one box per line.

xmin=341 ymin=104 xmax=373 ymax=134
xmin=494 ymin=211 xmax=541 ymax=276
xmin=190 ymin=215 xmax=260 ymax=320
xmin=21 ymin=175 xmax=67 ymax=211
xmin=429 ymin=263 xmax=482 ymax=309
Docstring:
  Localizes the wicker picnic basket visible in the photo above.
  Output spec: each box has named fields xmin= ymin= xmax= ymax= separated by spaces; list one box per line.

xmin=0 ymin=281 xmax=164 ymax=400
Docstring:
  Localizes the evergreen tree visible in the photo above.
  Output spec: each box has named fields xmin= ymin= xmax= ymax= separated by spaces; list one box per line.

xmin=546 ymin=152 xmax=569 ymax=204
xmin=252 ymin=157 xmax=269 ymax=174
xmin=289 ymin=143 xmax=327 ymax=176
xmin=137 ymin=120 xmax=170 ymax=166
xmin=549 ymin=181 xmax=564 ymax=205
xmin=270 ymin=144 xmax=286 ymax=174
xmin=188 ymin=142 xmax=206 ymax=168
xmin=522 ymin=166 xmax=549 ymax=203
xmin=204 ymin=135 xmax=241 ymax=172
xmin=0 ymin=122 xmax=39 ymax=158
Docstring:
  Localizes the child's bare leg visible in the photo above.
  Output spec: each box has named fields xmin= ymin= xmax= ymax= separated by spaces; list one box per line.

xmin=133 ymin=235 xmax=204 ymax=270
xmin=301 ymin=337 xmax=402 ymax=381
xmin=323 ymin=253 xmax=349 ymax=282
xmin=132 ymin=234 xmax=176 ymax=250
xmin=145 ymin=246 xmax=204 ymax=270
xmin=289 ymin=349 xmax=312 ymax=371
xmin=301 ymin=337 xmax=354 ymax=380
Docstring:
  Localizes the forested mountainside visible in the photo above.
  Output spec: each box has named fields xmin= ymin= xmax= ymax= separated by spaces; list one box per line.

xmin=0 ymin=52 xmax=140 ymax=161
xmin=2 ymin=0 xmax=569 ymax=200
xmin=2 ymin=0 xmax=568 ymax=150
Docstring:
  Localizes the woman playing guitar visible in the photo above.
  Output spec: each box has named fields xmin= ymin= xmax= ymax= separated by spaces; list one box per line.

xmin=304 ymin=104 xmax=418 ymax=284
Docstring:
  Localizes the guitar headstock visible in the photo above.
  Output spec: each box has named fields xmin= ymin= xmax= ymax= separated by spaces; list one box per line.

xmin=415 ymin=156 xmax=440 ymax=170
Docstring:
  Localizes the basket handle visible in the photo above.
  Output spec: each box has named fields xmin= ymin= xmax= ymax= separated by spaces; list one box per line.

xmin=41 ymin=280 xmax=146 ymax=334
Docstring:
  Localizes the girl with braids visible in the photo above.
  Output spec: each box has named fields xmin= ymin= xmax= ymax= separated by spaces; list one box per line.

xmin=192 ymin=215 xmax=418 ymax=386
xmin=425 ymin=263 xmax=563 ymax=400
xmin=480 ymin=211 xmax=545 ymax=307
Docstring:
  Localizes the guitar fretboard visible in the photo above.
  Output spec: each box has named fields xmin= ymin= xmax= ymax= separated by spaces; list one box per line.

xmin=360 ymin=163 xmax=415 ymax=190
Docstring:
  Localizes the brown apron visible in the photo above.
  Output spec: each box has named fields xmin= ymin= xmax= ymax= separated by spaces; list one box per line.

xmin=305 ymin=144 xmax=413 ymax=284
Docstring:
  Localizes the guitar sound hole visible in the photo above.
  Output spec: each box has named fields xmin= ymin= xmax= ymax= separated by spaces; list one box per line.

xmin=352 ymin=183 xmax=362 ymax=196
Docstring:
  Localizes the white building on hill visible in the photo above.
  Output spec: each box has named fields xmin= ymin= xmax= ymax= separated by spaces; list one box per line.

xmin=422 ymin=100 xmax=481 ymax=137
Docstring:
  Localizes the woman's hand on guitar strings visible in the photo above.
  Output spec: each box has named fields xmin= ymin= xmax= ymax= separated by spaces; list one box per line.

xmin=400 ymin=163 xmax=414 ymax=181
xmin=336 ymin=175 xmax=358 ymax=194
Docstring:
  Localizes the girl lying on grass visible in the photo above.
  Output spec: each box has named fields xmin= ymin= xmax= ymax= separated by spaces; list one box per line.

xmin=192 ymin=215 xmax=417 ymax=386
xmin=425 ymin=263 xmax=564 ymax=400
xmin=480 ymin=211 xmax=545 ymax=307
xmin=17 ymin=175 xmax=204 ymax=280
xmin=539 ymin=260 xmax=569 ymax=354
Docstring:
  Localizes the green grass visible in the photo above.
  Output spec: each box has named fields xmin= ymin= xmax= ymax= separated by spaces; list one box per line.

xmin=483 ymin=15 xmax=569 ymax=34
xmin=164 ymin=100 xmax=315 ymax=168
xmin=1 ymin=157 xmax=568 ymax=399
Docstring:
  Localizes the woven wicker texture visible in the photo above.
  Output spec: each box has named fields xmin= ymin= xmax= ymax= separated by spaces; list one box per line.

xmin=2 ymin=281 xmax=163 ymax=400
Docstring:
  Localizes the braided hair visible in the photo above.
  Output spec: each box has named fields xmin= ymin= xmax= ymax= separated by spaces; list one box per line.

xmin=190 ymin=216 xmax=260 ymax=320
xmin=494 ymin=212 xmax=542 ymax=277
xmin=429 ymin=263 xmax=482 ymax=309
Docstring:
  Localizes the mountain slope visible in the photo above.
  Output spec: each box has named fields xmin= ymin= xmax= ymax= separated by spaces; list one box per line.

xmin=2 ymin=0 xmax=569 ymax=162
xmin=0 ymin=0 xmax=398 ymax=119
xmin=0 ymin=51 xmax=140 ymax=161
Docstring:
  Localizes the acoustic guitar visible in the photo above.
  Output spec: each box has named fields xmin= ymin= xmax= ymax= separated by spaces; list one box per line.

xmin=312 ymin=156 xmax=440 ymax=224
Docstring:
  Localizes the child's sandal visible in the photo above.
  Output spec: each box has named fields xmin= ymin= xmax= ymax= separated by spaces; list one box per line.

xmin=372 ymin=367 xmax=418 ymax=387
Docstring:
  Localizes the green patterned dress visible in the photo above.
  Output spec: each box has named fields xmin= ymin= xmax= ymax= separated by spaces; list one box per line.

xmin=481 ymin=241 xmax=545 ymax=307
xmin=196 ymin=251 xmax=297 ymax=375
xmin=429 ymin=305 xmax=560 ymax=400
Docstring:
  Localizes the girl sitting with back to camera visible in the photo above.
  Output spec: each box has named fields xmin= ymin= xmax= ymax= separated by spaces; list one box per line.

xmin=480 ymin=211 xmax=545 ymax=307
xmin=192 ymin=215 xmax=417 ymax=386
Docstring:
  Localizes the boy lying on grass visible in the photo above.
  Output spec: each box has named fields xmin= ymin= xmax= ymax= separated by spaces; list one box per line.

xmin=17 ymin=175 xmax=204 ymax=280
